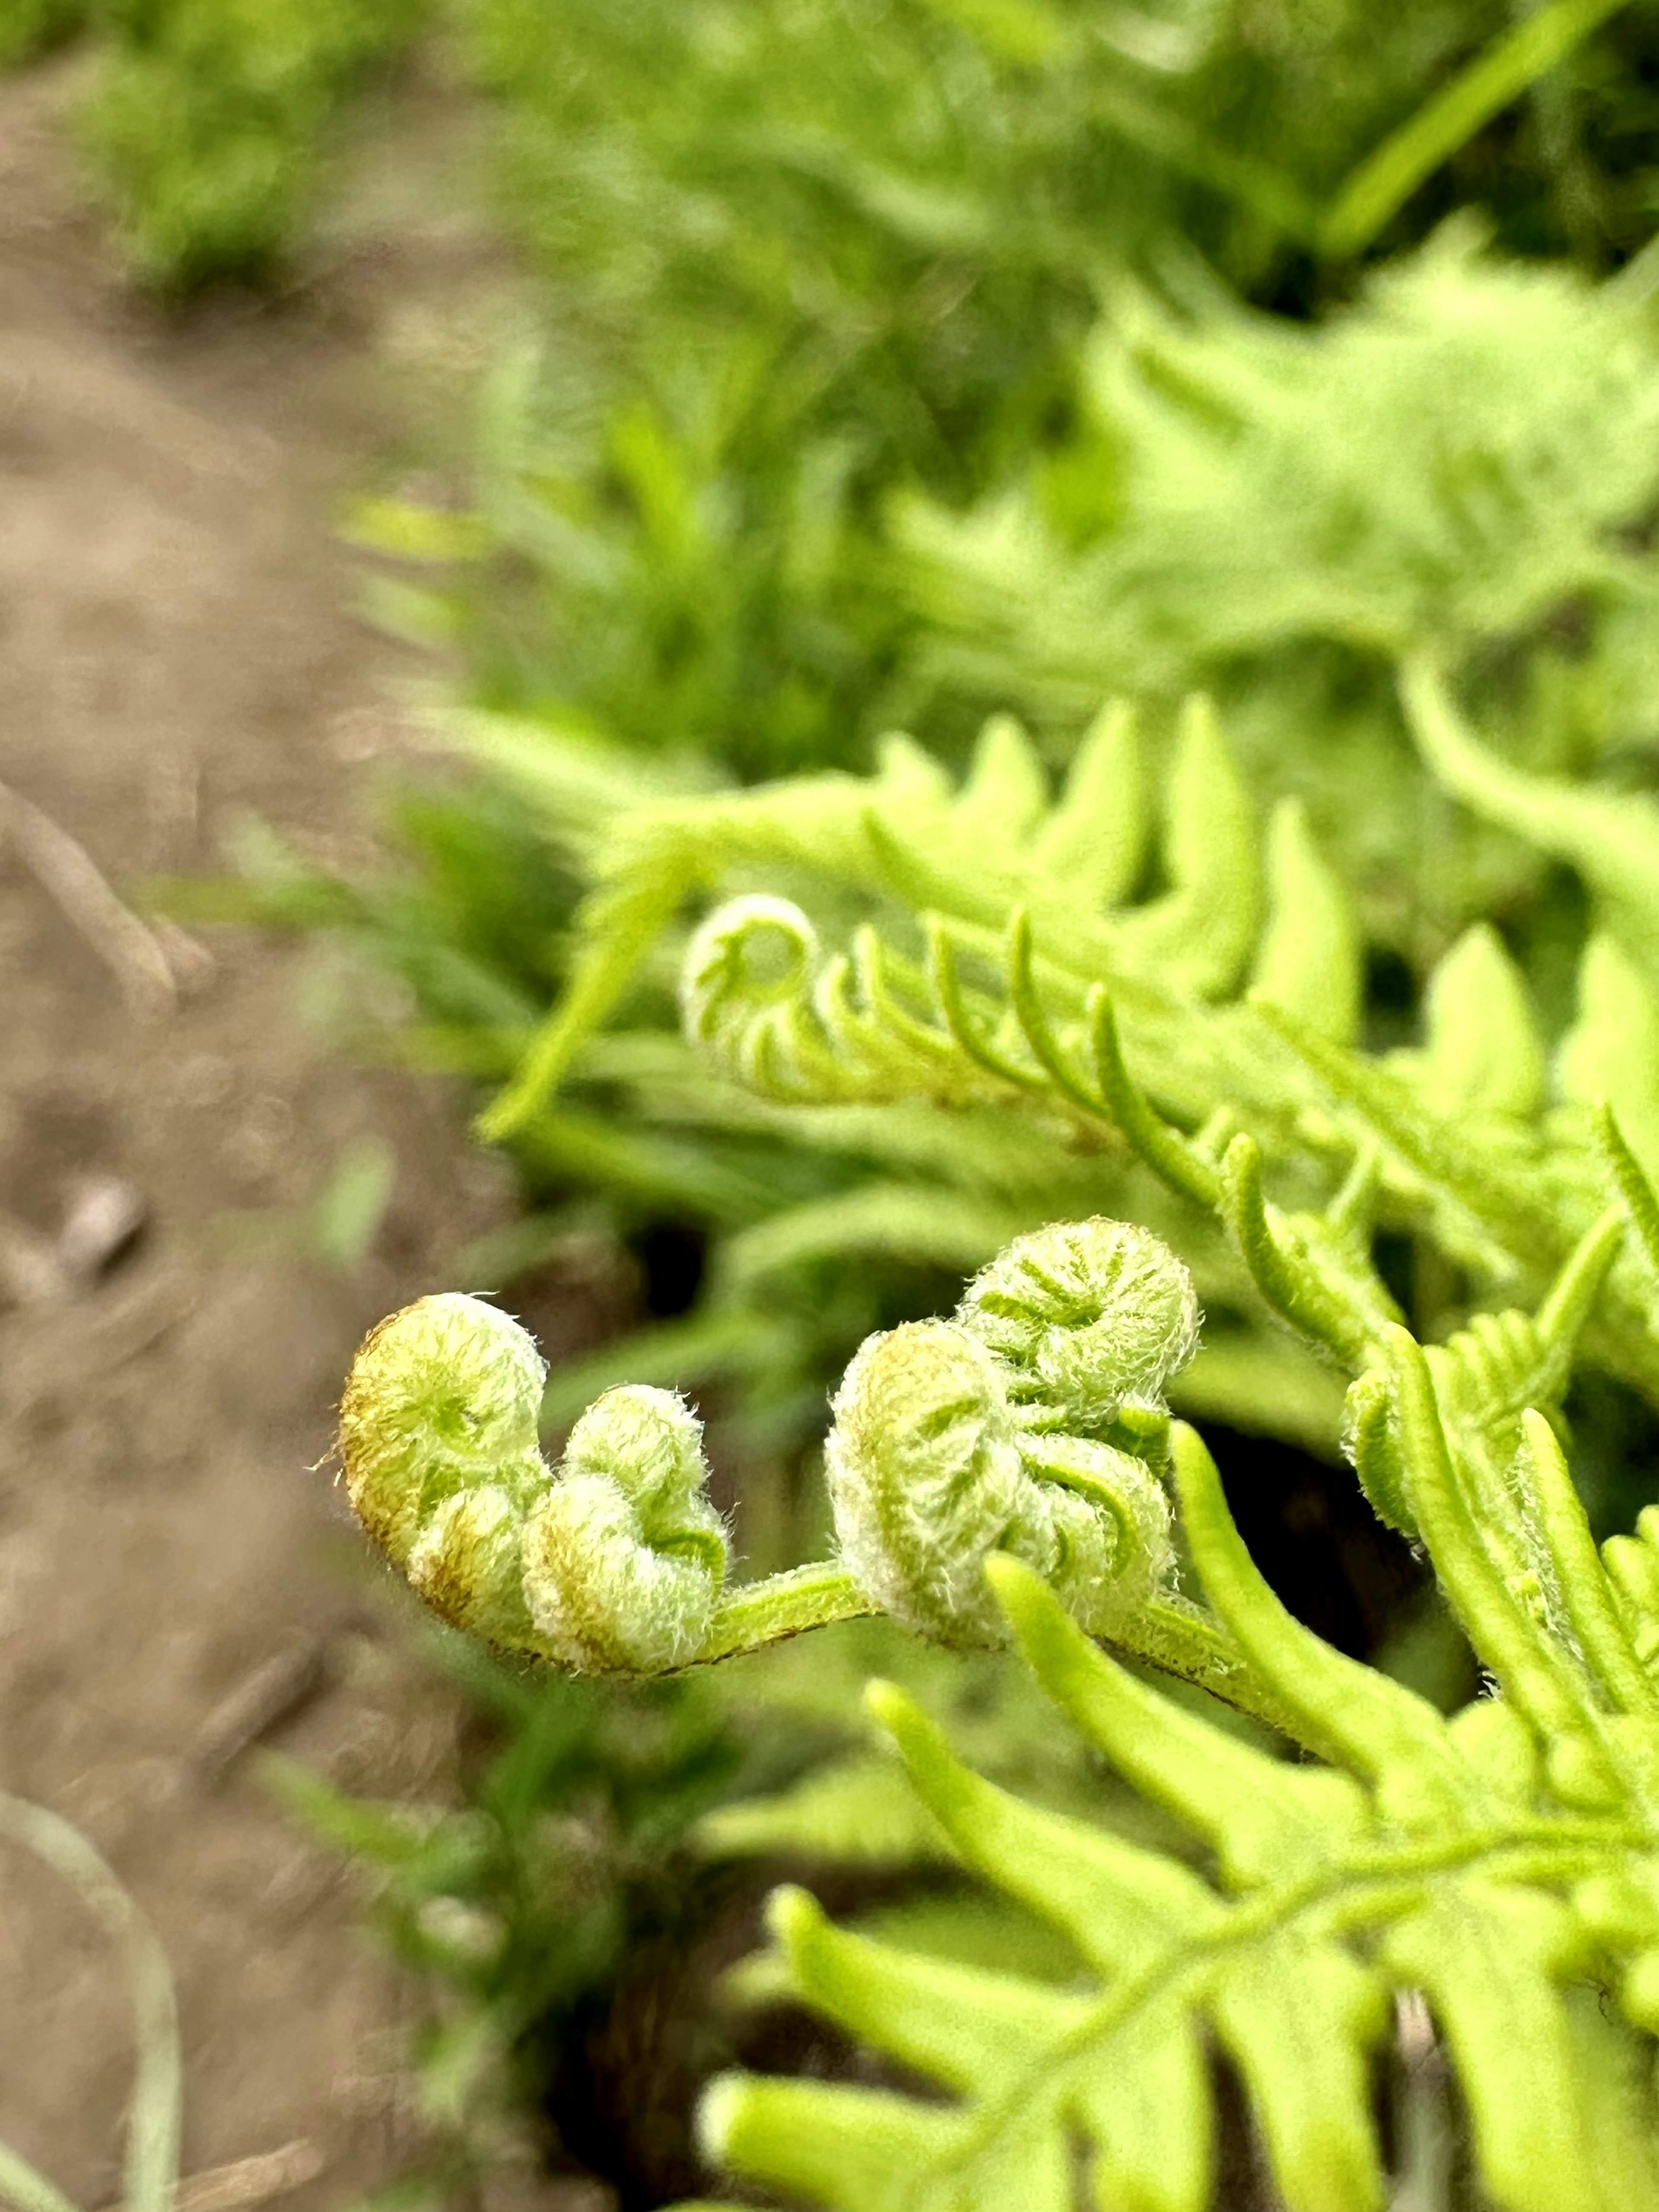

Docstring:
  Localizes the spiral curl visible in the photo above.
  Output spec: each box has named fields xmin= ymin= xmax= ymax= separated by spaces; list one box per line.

xmin=826 ymin=1219 xmax=1193 ymax=1648
xmin=522 ymin=1387 xmax=728 ymax=1672
xmin=342 ymin=1221 xmax=1196 ymax=1670
xmin=680 ymin=894 xmax=825 ymax=1100
xmin=679 ymin=893 xmax=980 ymax=1107
xmin=826 ymin=1322 xmax=1044 ymax=1648
xmin=956 ymin=1217 xmax=1200 ymax=1437
xmin=339 ymin=1296 xmax=727 ymax=1672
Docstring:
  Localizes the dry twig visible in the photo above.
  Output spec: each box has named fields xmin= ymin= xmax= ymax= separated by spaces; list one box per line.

xmin=191 ymin=1636 xmax=329 ymax=1787
xmin=0 ymin=780 xmax=177 ymax=1019
xmin=95 ymin=2139 xmax=326 ymax=2212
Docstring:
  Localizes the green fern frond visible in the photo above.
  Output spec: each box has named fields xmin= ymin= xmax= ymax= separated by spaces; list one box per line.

xmin=334 ymin=1046 xmax=1659 ymax=2208
xmin=1386 ymin=921 xmax=1544 ymax=1119
xmin=461 ymin=684 xmax=1659 ymax=1423
xmin=477 ymin=695 xmax=1341 ymax=1139
xmin=902 ymin=235 xmax=1659 ymax=689
xmin=694 ymin=1370 xmax=1659 ymax=2212
xmin=893 ymin=235 xmax=1659 ymax=943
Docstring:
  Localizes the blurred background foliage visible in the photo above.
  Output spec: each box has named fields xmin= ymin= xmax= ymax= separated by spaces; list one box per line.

xmin=12 ymin=0 xmax=1659 ymax=2200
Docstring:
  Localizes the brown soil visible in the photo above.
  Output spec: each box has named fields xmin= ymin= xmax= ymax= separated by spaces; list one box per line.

xmin=0 ymin=59 xmax=571 ymax=2212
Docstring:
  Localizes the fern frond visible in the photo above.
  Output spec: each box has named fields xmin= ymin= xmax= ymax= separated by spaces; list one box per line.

xmin=461 ymin=685 xmax=1659 ymax=1421
xmin=902 ymin=237 xmax=1659 ymax=690
xmin=695 ymin=1372 xmax=1659 ymax=2212
xmin=475 ymin=696 xmax=1335 ymax=1139
xmin=894 ymin=235 xmax=1659 ymax=943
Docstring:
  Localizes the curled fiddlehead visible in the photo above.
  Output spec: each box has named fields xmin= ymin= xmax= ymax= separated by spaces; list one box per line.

xmin=679 ymin=889 xmax=997 ymax=1108
xmin=521 ymin=1385 xmax=729 ymax=1672
xmin=340 ymin=1293 xmax=731 ymax=1672
xmin=337 ymin=1222 xmax=1284 ymax=1717
xmin=822 ymin=1217 xmax=1199 ymax=1647
xmin=956 ymin=1214 xmax=1200 ymax=1437
xmin=824 ymin=1313 xmax=1174 ymax=1651
xmin=825 ymin=1320 xmax=1065 ymax=1650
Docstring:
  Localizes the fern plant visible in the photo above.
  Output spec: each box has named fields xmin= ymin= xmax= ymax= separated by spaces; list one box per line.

xmin=219 ymin=228 xmax=1659 ymax=1516
xmin=268 ymin=1579 xmax=1127 ymax=2200
xmin=410 ymin=673 xmax=1658 ymax=1439
xmin=50 ymin=0 xmax=427 ymax=291
xmin=332 ymin=1066 xmax=1659 ymax=2207
xmin=322 ymin=655 xmax=1659 ymax=2201
xmin=897 ymin=229 xmax=1659 ymax=946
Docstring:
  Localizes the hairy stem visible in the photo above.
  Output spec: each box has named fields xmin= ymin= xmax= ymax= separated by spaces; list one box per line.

xmin=696 ymin=1562 xmax=877 ymax=1662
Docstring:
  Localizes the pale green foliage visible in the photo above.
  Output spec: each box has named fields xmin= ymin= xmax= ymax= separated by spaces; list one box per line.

xmin=340 ymin=1289 xmax=551 ymax=1579
xmin=481 ymin=690 xmax=1301 ymax=1137
xmin=675 ymin=1205 xmax=1659 ymax=2212
xmin=461 ymin=686 xmax=1659 ymax=1435
xmin=898 ymin=235 xmax=1659 ymax=937
xmin=326 ymin=657 xmax=1659 ymax=2205
xmin=698 ymin=1485 xmax=1659 ymax=2212
xmin=1405 ymin=652 xmax=1659 ymax=995
xmin=208 ymin=231 xmax=1659 ymax=1483
xmin=955 ymin=1214 xmax=1200 ymax=1428
xmin=337 ymin=1121 xmax=1659 ymax=2211
xmin=906 ymin=232 xmax=1659 ymax=686
xmin=1386 ymin=920 xmax=1545 ymax=1119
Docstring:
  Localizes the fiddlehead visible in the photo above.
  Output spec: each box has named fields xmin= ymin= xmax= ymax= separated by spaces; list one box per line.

xmin=339 ymin=1293 xmax=734 ymax=1671
xmin=520 ymin=1385 xmax=729 ymax=1672
xmin=823 ymin=1302 xmax=1176 ymax=1651
xmin=953 ymin=1216 xmax=1200 ymax=1440
xmin=692 ymin=1251 xmax=1659 ymax=2212
xmin=679 ymin=892 xmax=985 ymax=1108
xmin=825 ymin=1320 xmax=1078 ymax=1650
xmin=340 ymin=1291 xmax=551 ymax=1584
xmin=340 ymin=1223 xmax=1289 ymax=1718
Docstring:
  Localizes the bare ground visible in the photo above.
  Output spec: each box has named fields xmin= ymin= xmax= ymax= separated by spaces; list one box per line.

xmin=0 ymin=60 xmax=555 ymax=2211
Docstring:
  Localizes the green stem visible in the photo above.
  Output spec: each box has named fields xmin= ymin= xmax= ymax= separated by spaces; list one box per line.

xmin=1322 ymin=0 xmax=1636 ymax=258
xmin=0 ymin=2141 xmax=82 ymax=2212
xmin=694 ymin=1554 xmax=1306 ymax=1743
xmin=696 ymin=1562 xmax=876 ymax=1662
xmin=0 ymin=1795 xmax=180 ymax=2212
xmin=479 ymin=870 xmax=685 ymax=1141
xmin=1325 ymin=1142 xmax=1384 ymax=1247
